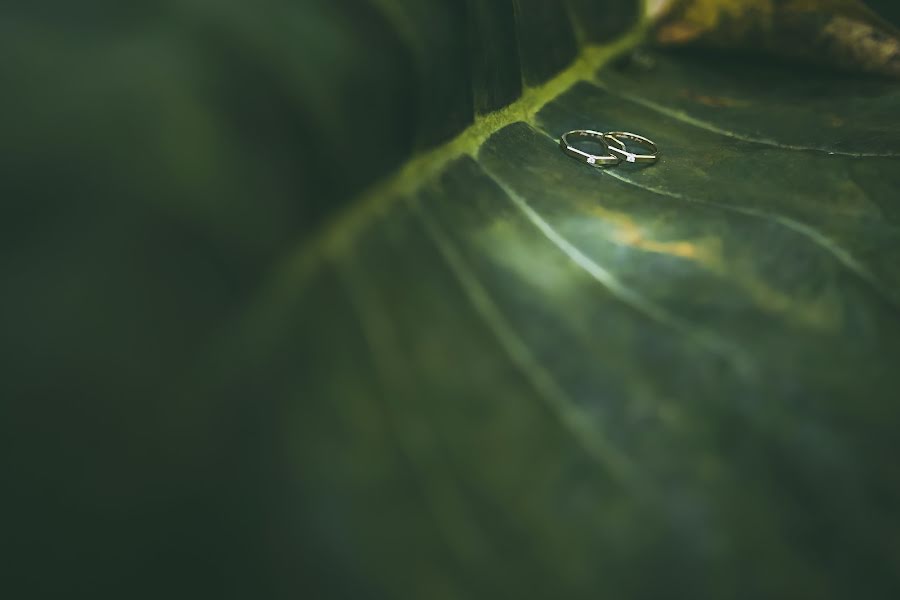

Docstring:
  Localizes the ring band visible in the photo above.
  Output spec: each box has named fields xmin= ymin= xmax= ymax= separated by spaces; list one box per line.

xmin=559 ymin=130 xmax=621 ymax=167
xmin=602 ymin=132 xmax=659 ymax=164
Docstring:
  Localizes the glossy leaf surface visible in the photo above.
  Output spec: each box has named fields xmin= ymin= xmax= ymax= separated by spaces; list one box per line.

xmin=263 ymin=31 xmax=900 ymax=600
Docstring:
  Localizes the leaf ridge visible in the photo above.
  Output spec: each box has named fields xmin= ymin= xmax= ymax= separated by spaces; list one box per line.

xmin=336 ymin=256 xmax=491 ymax=568
xmin=410 ymin=194 xmax=641 ymax=488
xmin=528 ymin=122 xmax=895 ymax=310
xmin=601 ymin=160 xmax=897 ymax=310
xmin=592 ymin=78 xmax=900 ymax=158
xmin=479 ymin=157 xmax=756 ymax=377
xmin=273 ymin=33 xmax=646 ymax=294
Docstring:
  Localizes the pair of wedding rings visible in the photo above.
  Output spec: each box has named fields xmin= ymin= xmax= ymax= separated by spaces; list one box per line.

xmin=559 ymin=130 xmax=659 ymax=167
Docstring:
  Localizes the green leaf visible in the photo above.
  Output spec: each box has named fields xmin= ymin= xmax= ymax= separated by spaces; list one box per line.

xmin=6 ymin=1 xmax=900 ymax=598
xmin=249 ymin=16 xmax=900 ymax=600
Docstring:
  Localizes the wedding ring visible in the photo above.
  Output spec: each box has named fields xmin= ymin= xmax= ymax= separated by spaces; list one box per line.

xmin=602 ymin=132 xmax=659 ymax=164
xmin=559 ymin=130 xmax=621 ymax=167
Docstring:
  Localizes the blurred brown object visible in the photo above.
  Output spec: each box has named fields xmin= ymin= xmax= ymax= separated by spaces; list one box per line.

xmin=649 ymin=0 xmax=900 ymax=77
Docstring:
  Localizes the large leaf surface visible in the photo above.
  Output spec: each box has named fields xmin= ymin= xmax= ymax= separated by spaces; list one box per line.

xmin=5 ymin=1 xmax=900 ymax=598
xmin=260 ymin=25 xmax=900 ymax=600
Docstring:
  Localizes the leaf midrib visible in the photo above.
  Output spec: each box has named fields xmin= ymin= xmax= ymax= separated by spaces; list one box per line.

xmin=275 ymin=28 xmax=648 ymax=289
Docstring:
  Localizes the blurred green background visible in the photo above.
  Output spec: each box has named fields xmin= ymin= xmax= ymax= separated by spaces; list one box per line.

xmin=4 ymin=1 xmax=900 ymax=598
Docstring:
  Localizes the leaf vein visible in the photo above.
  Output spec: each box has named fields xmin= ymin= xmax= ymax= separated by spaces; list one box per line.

xmin=531 ymin=125 xmax=898 ymax=311
xmin=608 ymin=166 xmax=896 ymax=310
xmin=410 ymin=194 xmax=642 ymax=488
xmin=592 ymin=78 xmax=900 ymax=158
xmin=336 ymin=257 xmax=491 ymax=567
xmin=478 ymin=155 xmax=756 ymax=378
